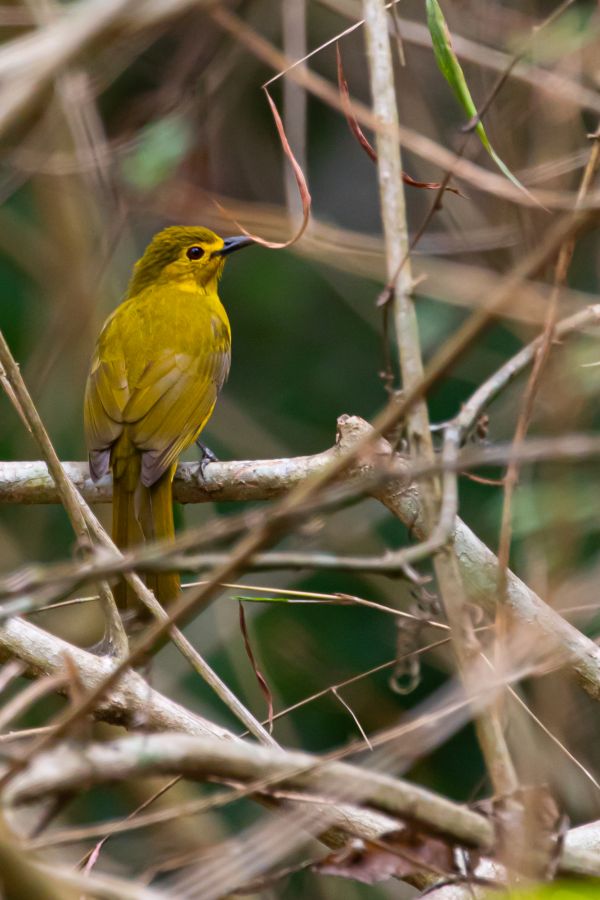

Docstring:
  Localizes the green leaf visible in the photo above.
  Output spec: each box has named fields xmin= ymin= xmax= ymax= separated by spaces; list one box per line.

xmin=121 ymin=114 xmax=192 ymax=191
xmin=426 ymin=0 xmax=530 ymax=197
xmin=495 ymin=882 xmax=600 ymax=900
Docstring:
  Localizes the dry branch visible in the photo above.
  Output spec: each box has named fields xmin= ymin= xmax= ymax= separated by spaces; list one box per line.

xmin=0 ymin=616 xmax=230 ymax=740
xmin=7 ymin=733 xmax=492 ymax=848
xmin=0 ymin=616 xmax=408 ymax=853
xmin=212 ymin=5 xmax=600 ymax=210
xmin=3 ymin=412 xmax=600 ymax=700
xmin=7 ymin=732 xmax=600 ymax=879
xmin=315 ymin=1 xmax=600 ymax=116
xmin=361 ymin=0 xmax=517 ymax=798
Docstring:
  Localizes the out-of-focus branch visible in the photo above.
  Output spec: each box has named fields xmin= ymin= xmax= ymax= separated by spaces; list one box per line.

xmin=211 ymin=5 xmax=600 ymax=210
xmin=362 ymin=0 xmax=518 ymax=798
xmin=3 ymin=419 xmax=600 ymax=700
xmin=0 ymin=0 xmax=221 ymax=143
xmin=447 ymin=303 xmax=600 ymax=444
xmin=7 ymin=732 xmax=600 ymax=879
xmin=282 ymin=0 xmax=307 ymax=217
xmin=0 ymin=815 xmax=160 ymax=900
xmin=405 ymin=821 xmax=600 ymax=899
xmin=0 ymin=0 xmax=216 ymax=81
xmin=427 ymin=300 xmax=600 ymax=592
xmin=496 ymin=132 xmax=600 ymax=610
xmin=315 ymin=0 xmax=600 ymax=116
xmin=7 ymin=734 xmax=492 ymax=847
xmin=0 ymin=816 xmax=77 ymax=900
xmin=0 ymin=329 xmax=128 ymax=658
xmin=0 ymin=617 xmax=406 ymax=851
xmin=0 ymin=0 xmax=136 ymax=136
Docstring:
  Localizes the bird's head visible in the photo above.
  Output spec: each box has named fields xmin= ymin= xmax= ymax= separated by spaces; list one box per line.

xmin=127 ymin=226 xmax=253 ymax=296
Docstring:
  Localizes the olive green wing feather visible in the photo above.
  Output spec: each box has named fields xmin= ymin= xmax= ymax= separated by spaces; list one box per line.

xmin=125 ymin=347 xmax=231 ymax=487
xmin=84 ymin=351 xmax=129 ymax=480
xmin=84 ymin=303 xmax=231 ymax=486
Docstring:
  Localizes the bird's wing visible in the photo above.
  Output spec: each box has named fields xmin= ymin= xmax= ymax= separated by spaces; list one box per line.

xmin=83 ymin=350 xmax=130 ymax=480
xmin=125 ymin=346 xmax=231 ymax=487
xmin=84 ymin=297 xmax=231 ymax=486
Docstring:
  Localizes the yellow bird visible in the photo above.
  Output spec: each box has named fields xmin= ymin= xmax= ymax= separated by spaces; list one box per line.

xmin=84 ymin=226 xmax=253 ymax=610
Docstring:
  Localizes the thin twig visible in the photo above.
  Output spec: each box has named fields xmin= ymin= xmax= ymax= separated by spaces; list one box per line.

xmin=0 ymin=333 xmax=275 ymax=745
xmin=0 ymin=329 xmax=128 ymax=658
xmin=496 ymin=132 xmax=600 ymax=611
xmin=210 ymin=5 xmax=600 ymax=211
xmin=8 ymin=730 xmax=600 ymax=880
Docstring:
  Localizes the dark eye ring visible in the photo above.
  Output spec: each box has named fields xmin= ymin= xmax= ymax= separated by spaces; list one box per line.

xmin=187 ymin=246 xmax=204 ymax=260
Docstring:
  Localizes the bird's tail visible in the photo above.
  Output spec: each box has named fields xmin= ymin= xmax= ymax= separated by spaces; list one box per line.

xmin=112 ymin=435 xmax=179 ymax=609
xmin=140 ymin=464 xmax=180 ymax=607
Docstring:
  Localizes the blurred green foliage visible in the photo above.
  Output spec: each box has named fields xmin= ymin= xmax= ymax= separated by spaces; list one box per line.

xmin=1 ymin=0 xmax=599 ymax=894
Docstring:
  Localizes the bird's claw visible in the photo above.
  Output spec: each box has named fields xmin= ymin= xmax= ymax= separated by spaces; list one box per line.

xmin=196 ymin=440 xmax=219 ymax=483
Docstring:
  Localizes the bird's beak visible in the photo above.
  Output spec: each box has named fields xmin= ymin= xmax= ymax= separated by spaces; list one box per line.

xmin=216 ymin=235 xmax=255 ymax=256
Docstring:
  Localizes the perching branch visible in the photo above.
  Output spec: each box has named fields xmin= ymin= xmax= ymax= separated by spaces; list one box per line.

xmin=3 ymin=413 xmax=600 ymax=701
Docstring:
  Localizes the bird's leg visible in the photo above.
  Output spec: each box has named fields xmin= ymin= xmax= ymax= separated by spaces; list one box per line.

xmin=196 ymin=438 xmax=218 ymax=482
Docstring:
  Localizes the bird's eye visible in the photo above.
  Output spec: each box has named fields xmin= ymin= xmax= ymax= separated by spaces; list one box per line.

xmin=187 ymin=246 xmax=204 ymax=260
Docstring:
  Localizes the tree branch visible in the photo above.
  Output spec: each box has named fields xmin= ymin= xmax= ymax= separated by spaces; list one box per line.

xmin=0 ymin=615 xmax=230 ymax=739
xmin=7 ymin=732 xmax=600 ymax=879
xmin=362 ymin=0 xmax=518 ymax=798
xmin=3 ymin=415 xmax=600 ymax=700
xmin=0 ymin=615 xmax=409 ymax=855
xmin=212 ymin=5 xmax=600 ymax=210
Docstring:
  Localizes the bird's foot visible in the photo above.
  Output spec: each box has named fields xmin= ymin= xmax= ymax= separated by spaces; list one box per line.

xmin=196 ymin=439 xmax=219 ymax=482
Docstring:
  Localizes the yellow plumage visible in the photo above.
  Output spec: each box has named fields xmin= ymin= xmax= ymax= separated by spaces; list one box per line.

xmin=84 ymin=226 xmax=252 ymax=610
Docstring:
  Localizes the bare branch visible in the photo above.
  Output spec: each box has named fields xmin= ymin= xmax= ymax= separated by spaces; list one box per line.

xmin=0 ymin=616 xmax=230 ymax=739
xmin=3 ymin=417 xmax=600 ymax=701
xmin=7 ymin=731 xmax=600 ymax=879
xmin=211 ymin=5 xmax=600 ymax=210
xmin=0 ymin=620 xmax=404 ymax=852
xmin=362 ymin=0 xmax=517 ymax=798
